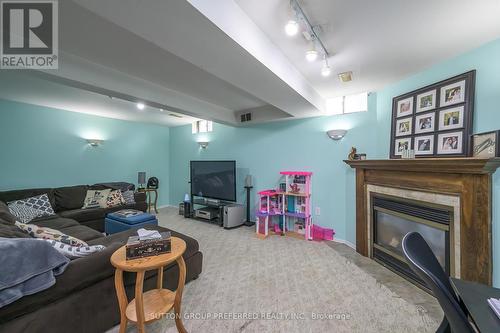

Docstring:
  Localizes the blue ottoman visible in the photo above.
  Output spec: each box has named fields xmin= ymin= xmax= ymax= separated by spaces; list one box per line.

xmin=105 ymin=211 xmax=158 ymax=234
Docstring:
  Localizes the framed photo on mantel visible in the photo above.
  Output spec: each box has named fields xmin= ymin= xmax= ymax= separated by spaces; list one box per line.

xmin=470 ymin=130 xmax=500 ymax=158
xmin=389 ymin=70 xmax=475 ymax=159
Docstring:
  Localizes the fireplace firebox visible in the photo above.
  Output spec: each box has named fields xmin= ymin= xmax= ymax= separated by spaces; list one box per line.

xmin=371 ymin=194 xmax=453 ymax=290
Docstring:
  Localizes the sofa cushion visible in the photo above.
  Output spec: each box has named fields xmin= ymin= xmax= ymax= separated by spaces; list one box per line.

xmin=59 ymin=207 xmax=106 ymax=222
xmin=7 ymin=193 xmax=56 ymax=223
xmin=15 ymin=222 xmax=88 ymax=247
xmin=0 ymin=201 xmax=16 ymax=224
xmin=106 ymin=190 xmax=125 ymax=208
xmin=82 ymin=189 xmax=111 ymax=209
xmin=31 ymin=216 xmax=80 ymax=229
xmin=53 ymin=225 xmax=103 ymax=242
xmin=30 ymin=217 xmax=103 ymax=242
xmin=0 ymin=219 xmax=31 ymax=238
xmin=122 ymin=190 xmax=135 ymax=204
xmin=0 ymin=188 xmax=55 ymax=208
xmin=53 ymin=185 xmax=88 ymax=212
xmin=90 ymin=182 xmax=135 ymax=192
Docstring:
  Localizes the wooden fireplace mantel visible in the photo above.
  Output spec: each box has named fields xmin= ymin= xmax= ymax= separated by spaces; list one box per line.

xmin=344 ymin=158 xmax=500 ymax=285
xmin=344 ymin=158 xmax=500 ymax=174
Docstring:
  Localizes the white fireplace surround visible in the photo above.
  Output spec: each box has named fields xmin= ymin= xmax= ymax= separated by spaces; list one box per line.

xmin=366 ymin=184 xmax=461 ymax=278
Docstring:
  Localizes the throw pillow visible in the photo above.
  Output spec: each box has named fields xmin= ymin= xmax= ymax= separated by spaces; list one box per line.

xmin=42 ymin=239 xmax=106 ymax=259
xmin=82 ymin=189 xmax=111 ymax=209
xmin=106 ymin=190 xmax=125 ymax=208
xmin=121 ymin=190 xmax=136 ymax=205
xmin=15 ymin=221 xmax=88 ymax=247
xmin=7 ymin=193 xmax=55 ymax=223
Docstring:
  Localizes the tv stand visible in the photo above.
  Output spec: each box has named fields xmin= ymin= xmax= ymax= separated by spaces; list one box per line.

xmin=194 ymin=206 xmax=220 ymax=220
xmin=191 ymin=196 xmax=245 ymax=228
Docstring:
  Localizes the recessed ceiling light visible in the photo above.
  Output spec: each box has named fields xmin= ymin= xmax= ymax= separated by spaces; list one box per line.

xmin=159 ymin=108 xmax=164 ymax=112
xmin=338 ymin=71 xmax=353 ymax=82
xmin=284 ymin=20 xmax=299 ymax=36
xmin=136 ymin=103 xmax=145 ymax=110
xmin=305 ymin=49 xmax=318 ymax=62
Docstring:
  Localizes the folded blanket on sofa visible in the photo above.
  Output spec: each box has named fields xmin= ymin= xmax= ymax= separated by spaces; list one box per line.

xmin=0 ymin=238 xmax=70 ymax=308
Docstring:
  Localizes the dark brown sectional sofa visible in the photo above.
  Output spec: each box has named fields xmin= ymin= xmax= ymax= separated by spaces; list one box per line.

xmin=0 ymin=184 xmax=203 ymax=333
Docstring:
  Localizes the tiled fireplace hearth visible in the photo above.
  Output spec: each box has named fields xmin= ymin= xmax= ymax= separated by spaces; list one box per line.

xmin=345 ymin=158 xmax=500 ymax=285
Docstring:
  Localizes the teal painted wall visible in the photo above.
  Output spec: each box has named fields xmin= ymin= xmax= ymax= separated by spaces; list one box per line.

xmin=170 ymin=38 xmax=500 ymax=285
xmin=169 ymin=93 xmax=378 ymax=244
xmin=0 ymin=99 xmax=170 ymax=206
xmin=374 ymin=38 xmax=500 ymax=286
xmin=2 ymin=38 xmax=499 ymax=285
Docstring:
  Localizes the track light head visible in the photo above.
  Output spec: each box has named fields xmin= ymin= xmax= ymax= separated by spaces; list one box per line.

xmin=321 ymin=57 xmax=331 ymax=76
xmin=321 ymin=64 xmax=331 ymax=77
xmin=284 ymin=20 xmax=299 ymax=36
xmin=305 ymin=50 xmax=318 ymax=62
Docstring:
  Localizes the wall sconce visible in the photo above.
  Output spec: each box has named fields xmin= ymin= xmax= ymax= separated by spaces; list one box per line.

xmin=326 ymin=129 xmax=347 ymax=140
xmin=86 ymin=139 xmax=103 ymax=147
xmin=198 ymin=141 xmax=209 ymax=149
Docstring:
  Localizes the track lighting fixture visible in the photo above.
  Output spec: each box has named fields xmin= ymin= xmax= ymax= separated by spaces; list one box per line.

xmin=285 ymin=0 xmax=331 ymax=76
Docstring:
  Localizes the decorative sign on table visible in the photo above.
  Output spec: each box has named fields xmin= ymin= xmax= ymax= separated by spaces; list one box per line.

xmin=125 ymin=231 xmax=172 ymax=260
xmin=390 ymin=70 xmax=475 ymax=158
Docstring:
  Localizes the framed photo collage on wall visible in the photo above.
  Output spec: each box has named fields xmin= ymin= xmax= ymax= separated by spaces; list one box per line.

xmin=390 ymin=70 xmax=476 ymax=158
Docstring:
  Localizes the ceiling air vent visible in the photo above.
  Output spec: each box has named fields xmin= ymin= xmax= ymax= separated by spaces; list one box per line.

xmin=240 ymin=112 xmax=252 ymax=123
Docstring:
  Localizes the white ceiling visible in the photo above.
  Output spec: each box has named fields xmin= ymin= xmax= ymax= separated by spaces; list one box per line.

xmin=46 ymin=0 xmax=317 ymax=125
xmin=235 ymin=0 xmax=500 ymax=98
xmin=0 ymin=71 xmax=199 ymax=126
xmin=3 ymin=0 xmax=499 ymax=126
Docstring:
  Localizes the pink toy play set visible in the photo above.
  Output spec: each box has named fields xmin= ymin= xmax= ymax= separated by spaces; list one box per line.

xmin=256 ymin=171 xmax=334 ymax=241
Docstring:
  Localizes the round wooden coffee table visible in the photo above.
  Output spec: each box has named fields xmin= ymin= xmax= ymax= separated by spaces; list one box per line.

xmin=110 ymin=237 xmax=187 ymax=333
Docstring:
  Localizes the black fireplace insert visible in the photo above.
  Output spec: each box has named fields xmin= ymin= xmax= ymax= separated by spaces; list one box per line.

xmin=371 ymin=194 xmax=452 ymax=290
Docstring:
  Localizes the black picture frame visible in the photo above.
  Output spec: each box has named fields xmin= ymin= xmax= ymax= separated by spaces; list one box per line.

xmin=390 ymin=70 xmax=475 ymax=159
xmin=470 ymin=130 xmax=500 ymax=158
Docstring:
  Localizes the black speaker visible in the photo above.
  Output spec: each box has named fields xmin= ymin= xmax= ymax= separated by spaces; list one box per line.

xmin=183 ymin=202 xmax=191 ymax=218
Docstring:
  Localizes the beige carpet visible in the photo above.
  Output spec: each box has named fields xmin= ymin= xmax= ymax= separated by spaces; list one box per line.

xmin=108 ymin=208 xmax=438 ymax=333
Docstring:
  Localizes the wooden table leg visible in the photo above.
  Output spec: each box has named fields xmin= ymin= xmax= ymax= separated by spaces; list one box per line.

xmin=174 ymin=256 xmax=187 ymax=333
xmin=147 ymin=192 xmax=152 ymax=213
xmin=153 ymin=190 xmax=158 ymax=214
xmin=135 ymin=271 xmax=146 ymax=333
xmin=157 ymin=267 xmax=163 ymax=289
xmin=114 ymin=269 xmax=128 ymax=333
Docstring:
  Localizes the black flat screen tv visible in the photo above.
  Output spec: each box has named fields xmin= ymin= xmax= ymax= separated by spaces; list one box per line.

xmin=190 ymin=160 xmax=236 ymax=202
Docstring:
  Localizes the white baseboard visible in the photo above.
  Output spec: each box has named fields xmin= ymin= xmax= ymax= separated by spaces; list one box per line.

xmin=330 ymin=238 xmax=356 ymax=250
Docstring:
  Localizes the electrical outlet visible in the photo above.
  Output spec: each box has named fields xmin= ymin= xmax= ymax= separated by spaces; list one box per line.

xmin=315 ymin=207 xmax=321 ymax=216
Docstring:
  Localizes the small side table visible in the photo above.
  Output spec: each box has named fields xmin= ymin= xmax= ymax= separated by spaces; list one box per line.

xmin=110 ymin=237 xmax=187 ymax=333
xmin=138 ymin=188 xmax=159 ymax=214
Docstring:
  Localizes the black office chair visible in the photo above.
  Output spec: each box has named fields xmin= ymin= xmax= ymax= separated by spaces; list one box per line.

xmin=402 ymin=232 xmax=474 ymax=333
